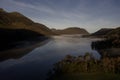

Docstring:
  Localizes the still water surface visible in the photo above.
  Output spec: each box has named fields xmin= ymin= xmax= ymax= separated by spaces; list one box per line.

xmin=0 ymin=35 xmax=100 ymax=80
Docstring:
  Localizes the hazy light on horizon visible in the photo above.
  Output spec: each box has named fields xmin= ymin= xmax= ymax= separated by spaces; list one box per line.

xmin=0 ymin=0 xmax=120 ymax=33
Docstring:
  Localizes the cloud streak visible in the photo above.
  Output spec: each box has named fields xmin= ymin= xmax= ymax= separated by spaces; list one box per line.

xmin=0 ymin=0 xmax=120 ymax=32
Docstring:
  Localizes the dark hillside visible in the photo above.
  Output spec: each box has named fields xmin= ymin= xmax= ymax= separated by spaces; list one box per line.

xmin=0 ymin=28 xmax=47 ymax=51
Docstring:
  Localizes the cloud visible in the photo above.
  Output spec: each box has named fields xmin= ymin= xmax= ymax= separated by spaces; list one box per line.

xmin=11 ymin=0 xmax=56 ymax=15
xmin=0 ymin=0 xmax=120 ymax=32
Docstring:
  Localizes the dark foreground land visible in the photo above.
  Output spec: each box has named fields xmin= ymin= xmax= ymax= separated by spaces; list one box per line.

xmin=49 ymin=73 xmax=120 ymax=80
xmin=48 ymin=53 xmax=120 ymax=80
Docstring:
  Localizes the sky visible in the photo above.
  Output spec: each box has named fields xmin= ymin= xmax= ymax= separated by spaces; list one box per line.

xmin=0 ymin=0 xmax=120 ymax=33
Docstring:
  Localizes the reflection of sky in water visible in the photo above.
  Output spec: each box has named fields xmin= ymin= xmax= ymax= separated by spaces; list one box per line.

xmin=0 ymin=35 xmax=101 ymax=80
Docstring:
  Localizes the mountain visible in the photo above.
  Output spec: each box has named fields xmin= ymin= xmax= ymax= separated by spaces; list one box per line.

xmin=51 ymin=27 xmax=89 ymax=35
xmin=92 ymin=27 xmax=120 ymax=48
xmin=0 ymin=8 xmax=53 ymax=51
xmin=91 ymin=27 xmax=120 ymax=38
xmin=0 ymin=8 xmax=54 ymax=35
xmin=91 ymin=28 xmax=113 ymax=37
xmin=106 ymin=27 xmax=120 ymax=38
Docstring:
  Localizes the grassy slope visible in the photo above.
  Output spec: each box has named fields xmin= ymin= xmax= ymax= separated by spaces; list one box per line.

xmin=48 ymin=54 xmax=120 ymax=80
xmin=0 ymin=8 xmax=54 ymax=35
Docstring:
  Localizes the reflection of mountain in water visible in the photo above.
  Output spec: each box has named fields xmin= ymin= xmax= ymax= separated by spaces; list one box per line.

xmin=0 ymin=35 xmax=100 ymax=80
xmin=0 ymin=39 xmax=50 ymax=62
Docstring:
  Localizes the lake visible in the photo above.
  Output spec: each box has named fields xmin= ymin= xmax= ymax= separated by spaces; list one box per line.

xmin=0 ymin=35 xmax=101 ymax=80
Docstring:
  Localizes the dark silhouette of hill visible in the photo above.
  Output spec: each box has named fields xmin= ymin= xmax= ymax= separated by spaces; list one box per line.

xmin=92 ymin=27 xmax=120 ymax=57
xmin=91 ymin=27 xmax=120 ymax=38
xmin=52 ymin=27 xmax=89 ymax=35
xmin=0 ymin=28 xmax=48 ymax=51
xmin=91 ymin=28 xmax=113 ymax=37
xmin=106 ymin=27 xmax=120 ymax=39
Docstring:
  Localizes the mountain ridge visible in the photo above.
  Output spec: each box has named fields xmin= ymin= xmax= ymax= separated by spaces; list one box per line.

xmin=91 ymin=28 xmax=114 ymax=37
xmin=0 ymin=8 xmax=90 ymax=35
xmin=52 ymin=27 xmax=89 ymax=35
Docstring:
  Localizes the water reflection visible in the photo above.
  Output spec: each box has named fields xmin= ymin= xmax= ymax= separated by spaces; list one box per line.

xmin=0 ymin=39 xmax=50 ymax=62
xmin=0 ymin=35 xmax=101 ymax=80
